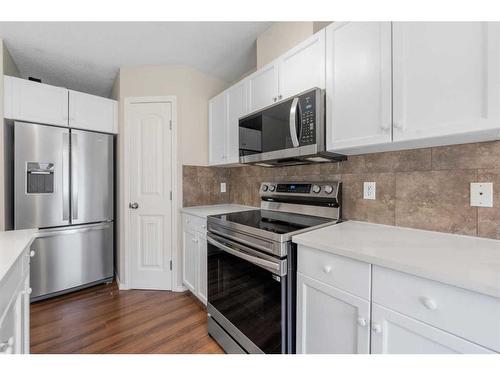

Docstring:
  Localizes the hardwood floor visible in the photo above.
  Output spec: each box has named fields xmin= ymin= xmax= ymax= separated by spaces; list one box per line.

xmin=30 ymin=282 xmax=224 ymax=354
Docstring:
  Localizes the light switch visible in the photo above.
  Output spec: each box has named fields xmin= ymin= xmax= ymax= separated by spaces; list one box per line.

xmin=470 ymin=183 xmax=493 ymax=207
xmin=363 ymin=182 xmax=376 ymax=200
xmin=220 ymin=182 xmax=226 ymax=193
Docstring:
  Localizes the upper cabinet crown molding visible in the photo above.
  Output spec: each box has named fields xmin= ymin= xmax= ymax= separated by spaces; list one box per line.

xmin=3 ymin=75 xmax=118 ymax=134
xmin=3 ymin=75 xmax=69 ymax=127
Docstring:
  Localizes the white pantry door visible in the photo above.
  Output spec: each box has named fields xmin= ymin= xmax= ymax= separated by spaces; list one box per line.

xmin=128 ymin=101 xmax=173 ymax=290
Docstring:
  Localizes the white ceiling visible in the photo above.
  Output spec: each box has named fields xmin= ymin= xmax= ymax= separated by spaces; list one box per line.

xmin=0 ymin=22 xmax=272 ymax=97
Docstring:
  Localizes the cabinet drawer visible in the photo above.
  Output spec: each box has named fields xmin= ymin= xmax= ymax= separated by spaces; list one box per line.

xmin=298 ymin=245 xmax=371 ymax=300
xmin=373 ymin=265 xmax=500 ymax=352
xmin=182 ymin=214 xmax=207 ymax=234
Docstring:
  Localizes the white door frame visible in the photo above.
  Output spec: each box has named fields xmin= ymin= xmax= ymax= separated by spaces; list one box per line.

xmin=122 ymin=96 xmax=178 ymax=290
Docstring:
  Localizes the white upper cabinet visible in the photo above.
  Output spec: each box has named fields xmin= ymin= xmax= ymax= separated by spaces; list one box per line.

xmin=326 ymin=22 xmax=392 ymax=153
xmin=68 ymin=90 xmax=118 ymax=134
xmin=4 ymin=75 xmax=69 ymax=126
xmin=371 ymin=304 xmax=494 ymax=354
xmin=247 ymin=62 xmax=279 ymax=112
xmin=278 ymin=29 xmax=326 ymax=99
xmin=208 ymin=91 xmax=227 ymax=165
xmin=392 ymin=22 xmax=500 ymax=143
xmin=226 ymin=80 xmax=248 ymax=164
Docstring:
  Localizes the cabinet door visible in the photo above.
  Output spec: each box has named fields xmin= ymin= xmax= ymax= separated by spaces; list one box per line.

xmin=279 ymin=30 xmax=326 ymax=99
xmin=4 ymin=75 xmax=69 ymax=126
xmin=196 ymin=232 xmax=208 ymax=305
xmin=326 ymin=22 xmax=392 ymax=153
xmin=182 ymin=230 xmax=198 ymax=293
xmin=393 ymin=22 xmax=500 ymax=143
xmin=208 ymin=92 xmax=227 ymax=165
xmin=371 ymin=304 xmax=494 ymax=354
xmin=247 ymin=62 xmax=279 ymax=112
xmin=226 ymin=80 xmax=248 ymax=164
xmin=68 ymin=90 xmax=118 ymax=133
xmin=296 ymin=273 xmax=370 ymax=354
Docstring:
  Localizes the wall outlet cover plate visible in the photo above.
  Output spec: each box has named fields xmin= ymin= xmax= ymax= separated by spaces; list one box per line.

xmin=363 ymin=182 xmax=376 ymax=200
xmin=470 ymin=182 xmax=493 ymax=207
xmin=220 ymin=182 xmax=227 ymax=193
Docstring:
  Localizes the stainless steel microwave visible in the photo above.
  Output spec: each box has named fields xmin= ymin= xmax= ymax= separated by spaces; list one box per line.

xmin=238 ymin=88 xmax=346 ymax=166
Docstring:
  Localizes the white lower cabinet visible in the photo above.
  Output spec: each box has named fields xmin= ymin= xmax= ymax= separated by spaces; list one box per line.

xmin=0 ymin=247 xmax=31 ymax=354
xmin=296 ymin=244 xmax=499 ymax=354
xmin=371 ymin=304 xmax=494 ymax=354
xmin=296 ymin=272 xmax=370 ymax=354
xmin=181 ymin=213 xmax=208 ymax=305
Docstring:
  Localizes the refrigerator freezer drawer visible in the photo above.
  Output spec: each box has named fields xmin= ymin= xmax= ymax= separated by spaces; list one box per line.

xmin=30 ymin=222 xmax=114 ymax=299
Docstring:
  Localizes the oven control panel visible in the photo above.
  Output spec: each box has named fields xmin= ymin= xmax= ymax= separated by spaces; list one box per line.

xmin=260 ymin=182 xmax=340 ymax=198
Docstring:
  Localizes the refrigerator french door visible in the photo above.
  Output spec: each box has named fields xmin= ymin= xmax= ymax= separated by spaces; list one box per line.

xmin=14 ymin=121 xmax=114 ymax=300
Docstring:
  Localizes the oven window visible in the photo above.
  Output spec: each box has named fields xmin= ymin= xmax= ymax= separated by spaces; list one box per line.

xmin=207 ymin=242 xmax=286 ymax=354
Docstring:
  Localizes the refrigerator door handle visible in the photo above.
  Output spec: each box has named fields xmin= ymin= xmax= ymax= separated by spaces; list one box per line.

xmin=71 ymin=133 xmax=78 ymax=221
xmin=62 ymin=132 xmax=70 ymax=221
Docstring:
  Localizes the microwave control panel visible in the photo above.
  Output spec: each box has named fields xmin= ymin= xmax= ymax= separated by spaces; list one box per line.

xmin=299 ymin=93 xmax=316 ymax=145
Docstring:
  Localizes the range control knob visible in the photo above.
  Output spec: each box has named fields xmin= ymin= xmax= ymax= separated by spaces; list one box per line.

xmin=269 ymin=185 xmax=276 ymax=192
xmin=324 ymin=185 xmax=334 ymax=194
xmin=262 ymin=184 xmax=269 ymax=192
xmin=312 ymin=185 xmax=321 ymax=194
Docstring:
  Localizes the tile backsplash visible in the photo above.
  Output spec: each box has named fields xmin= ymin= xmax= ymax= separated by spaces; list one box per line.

xmin=183 ymin=140 xmax=500 ymax=240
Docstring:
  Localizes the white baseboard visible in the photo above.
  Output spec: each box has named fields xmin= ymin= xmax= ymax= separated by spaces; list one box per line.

xmin=115 ymin=274 xmax=129 ymax=290
xmin=172 ymin=284 xmax=187 ymax=292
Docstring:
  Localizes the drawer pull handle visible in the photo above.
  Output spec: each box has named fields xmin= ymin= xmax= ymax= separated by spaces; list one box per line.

xmin=372 ymin=323 xmax=382 ymax=334
xmin=322 ymin=265 xmax=332 ymax=274
xmin=357 ymin=317 xmax=367 ymax=327
xmin=420 ymin=297 xmax=438 ymax=311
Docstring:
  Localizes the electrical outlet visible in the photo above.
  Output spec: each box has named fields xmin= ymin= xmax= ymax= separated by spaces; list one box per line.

xmin=220 ymin=182 xmax=227 ymax=193
xmin=470 ymin=182 xmax=493 ymax=207
xmin=363 ymin=182 xmax=376 ymax=200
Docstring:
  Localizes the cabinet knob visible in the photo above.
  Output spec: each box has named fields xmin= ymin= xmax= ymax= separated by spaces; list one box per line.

xmin=278 ymin=94 xmax=282 ymax=100
xmin=201 ymin=224 xmax=206 ymax=229
xmin=380 ymin=123 xmax=391 ymax=132
xmin=372 ymin=323 xmax=382 ymax=334
xmin=29 ymin=250 xmax=36 ymax=257
xmin=357 ymin=317 xmax=367 ymax=327
xmin=420 ymin=297 xmax=438 ymax=311
xmin=273 ymin=97 xmax=277 ymax=102
xmin=393 ymin=122 xmax=404 ymax=130
xmin=26 ymin=287 xmax=33 ymax=295
xmin=192 ymin=238 xmax=198 ymax=243
xmin=322 ymin=265 xmax=332 ymax=274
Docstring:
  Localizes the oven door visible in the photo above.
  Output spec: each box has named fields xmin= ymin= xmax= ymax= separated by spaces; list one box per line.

xmin=207 ymin=233 xmax=288 ymax=354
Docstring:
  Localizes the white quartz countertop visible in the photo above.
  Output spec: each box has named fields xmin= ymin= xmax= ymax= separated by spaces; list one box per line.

xmin=181 ymin=204 xmax=257 ymax=218
xmin=0 ymin=229 xmax=37 ymax=282
xmin=293 ymin=221 xmax=500 ymax=299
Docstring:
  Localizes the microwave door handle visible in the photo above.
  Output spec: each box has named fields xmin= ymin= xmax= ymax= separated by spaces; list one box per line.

xmin=289 ymin=97 xmax=301 ymax=148
xmin=207 ymin=236 xmax=284 ymax=276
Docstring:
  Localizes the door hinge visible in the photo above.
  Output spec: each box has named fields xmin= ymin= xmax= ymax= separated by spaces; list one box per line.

xmin=169 ymin=191 xmax=172 ymax=200
xmin=169 ymin=120 xmax=172 ymax=130
xmin=170 ymin=260 xmax=173 ymax=270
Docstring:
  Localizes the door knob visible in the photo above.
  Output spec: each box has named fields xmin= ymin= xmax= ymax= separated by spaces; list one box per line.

xmin=129 ymin=202 xmax=139 ymax=209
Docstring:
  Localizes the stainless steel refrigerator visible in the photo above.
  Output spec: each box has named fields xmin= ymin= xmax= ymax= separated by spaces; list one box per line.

xmin=14 ymin=121 xmax=114 ymax=301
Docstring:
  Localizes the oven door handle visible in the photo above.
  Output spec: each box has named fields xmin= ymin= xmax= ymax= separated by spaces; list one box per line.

xmin=289 ymin=97 xmax=301 ymax=148
xmin=207 ymin=236 xmax=286 ymax=276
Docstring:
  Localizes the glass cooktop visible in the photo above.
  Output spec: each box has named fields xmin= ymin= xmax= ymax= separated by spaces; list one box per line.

xmin=211 ymin=209 xmax=333 ymax=235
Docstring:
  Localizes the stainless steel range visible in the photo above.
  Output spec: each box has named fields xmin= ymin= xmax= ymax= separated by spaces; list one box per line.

xmin=206 ymin=181 xmax=342 ymax=354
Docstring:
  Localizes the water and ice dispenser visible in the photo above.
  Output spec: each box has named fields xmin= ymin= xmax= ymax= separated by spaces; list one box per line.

xmin=26 ymin=162 xmax=55 ymax=194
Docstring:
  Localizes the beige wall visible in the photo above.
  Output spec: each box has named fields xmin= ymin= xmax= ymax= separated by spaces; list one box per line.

xmin=2 ymin=43 xmax=20 ymax=77
xmin=114 ymin=65 xmax=226 ymax=288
